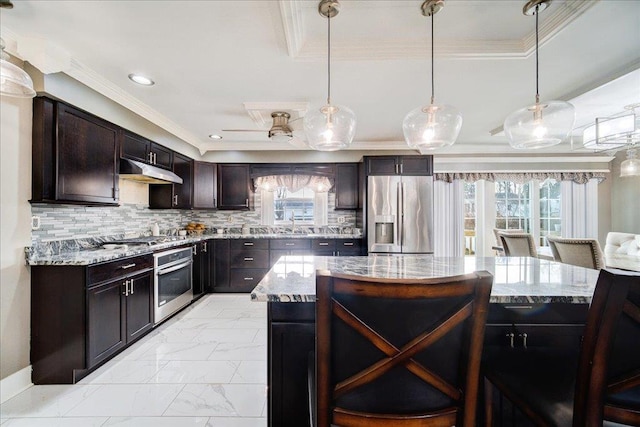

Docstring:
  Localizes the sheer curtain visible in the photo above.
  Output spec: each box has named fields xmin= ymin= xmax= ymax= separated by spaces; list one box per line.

xmin=433 ymin=179 xmax=465 ymax=257
xmin=561 ymin=178 xmax=599 ymax=238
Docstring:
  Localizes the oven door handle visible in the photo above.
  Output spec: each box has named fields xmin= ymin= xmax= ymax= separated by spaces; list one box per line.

xmin=156 ymin=260 xmax=192 ymax=276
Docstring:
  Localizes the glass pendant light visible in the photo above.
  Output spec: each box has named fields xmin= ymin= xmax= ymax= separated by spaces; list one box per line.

xmin=620 ymin=146 xmax=640 ymax=178
xmin=403 ymin=0 xmax=462 ymax=153
xmin=304 ymin=0 xmax=356 ymax=151
xmin=504 ymin=0 xmax=575 ymax=149
xmin=0 ymin=1 xmax=36 ymax=98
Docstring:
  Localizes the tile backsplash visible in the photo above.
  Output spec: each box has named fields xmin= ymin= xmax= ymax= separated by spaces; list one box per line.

xmin=31 ymin=192 xmax=356 ymax=245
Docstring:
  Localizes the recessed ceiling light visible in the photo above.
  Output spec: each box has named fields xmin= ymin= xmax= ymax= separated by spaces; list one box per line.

xmin=208 ymin=134 xmax=223 ymax=140
xmin=128 ymin=74 xmax=155 ymax=86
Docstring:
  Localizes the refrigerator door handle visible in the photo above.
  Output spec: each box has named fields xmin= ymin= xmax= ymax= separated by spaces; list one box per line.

xmin=399 ymin=181 xmax=404 ymax=248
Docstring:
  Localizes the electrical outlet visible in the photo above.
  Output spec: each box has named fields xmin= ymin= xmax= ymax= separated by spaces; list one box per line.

xmin=31 ymin=216 xmax=41 ymax=230
xmin=337 ymin=216 xmax=346 ymax=224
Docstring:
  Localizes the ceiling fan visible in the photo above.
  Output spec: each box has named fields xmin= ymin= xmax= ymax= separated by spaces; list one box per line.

xmin=222 ymin=111 xmax=305 ymax=145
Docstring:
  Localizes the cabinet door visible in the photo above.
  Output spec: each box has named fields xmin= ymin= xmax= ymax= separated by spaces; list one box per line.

xmin=334 ymin=163 xmax=358 ymax=209
xmin=218 ymin=164 xmax=251 ymax=210
xmin=121 ymin=131 xmax=151 ymax=164
xmin=193 ymin=241 xmax=211 ymax=298
xmin=150 ymin=143 xmax=173 ymax=170
xmin=399 ymin=155 xmax=433 ymax=176
xmin=56 ymin=103 xmax=119 ymax=204
xmin=173 ymin=153 xmax=193 ymax=209
xmin=87 ymin=280 xmax=126 ymax=368
xmin=365 ymin=156 xmax=398 ymax=175
xmin=193 ymin=162 xmax=217 ymax=209
xmin=213 ymin=240 xmax=230 ymax=291
xmin=125 ymin=270 xmax=154 ymax=342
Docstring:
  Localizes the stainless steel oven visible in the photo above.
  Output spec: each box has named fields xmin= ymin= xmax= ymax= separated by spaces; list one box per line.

xmin=153 ymin=246 xmax=193 ymax=325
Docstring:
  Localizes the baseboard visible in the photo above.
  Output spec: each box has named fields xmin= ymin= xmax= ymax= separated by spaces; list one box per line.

xmin=0 ymin=365 xmax=33 ymax=404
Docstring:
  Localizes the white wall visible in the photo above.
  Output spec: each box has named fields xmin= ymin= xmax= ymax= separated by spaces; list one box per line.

xmin=0 ymin=96 xmax=33 ymax=381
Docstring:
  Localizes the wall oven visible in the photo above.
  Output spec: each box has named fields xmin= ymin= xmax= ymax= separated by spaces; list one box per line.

xmin=153 ymin=246 xmax=193 ymax=325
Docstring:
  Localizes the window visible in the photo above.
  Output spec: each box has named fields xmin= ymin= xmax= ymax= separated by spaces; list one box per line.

xmin=539 ymin=179 xmax=561 ymax=246
xmin=464 ymin=182 xmax=476 ymax=255
xmin=274 ymin=187 xmax=315 ymax=225
xmin=495 ymin=181 xmax=531 ymax=231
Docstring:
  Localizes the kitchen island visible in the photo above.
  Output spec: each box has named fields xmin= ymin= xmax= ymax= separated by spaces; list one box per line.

xmin=251 ymin=255 xmax=600 ymax=427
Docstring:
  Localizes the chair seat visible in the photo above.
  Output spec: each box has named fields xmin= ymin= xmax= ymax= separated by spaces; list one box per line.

xmin=484 ymin=347 xmax=579 ymax=427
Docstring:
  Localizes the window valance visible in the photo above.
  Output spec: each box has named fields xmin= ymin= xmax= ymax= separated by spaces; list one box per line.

xmin=434 ymin=172 xmax=606 ymax=185
xmin=254 ymin=175 xmax=333 ymax=193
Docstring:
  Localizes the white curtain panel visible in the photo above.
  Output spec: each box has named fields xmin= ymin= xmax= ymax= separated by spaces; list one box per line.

xmin=561 ymin=178 xmax=599 ymax=238
xmin=260 ymin=189 xmax=275 ymax=226
xmin=254 ymin=175 xmax=332 ymax=193
xmin=433 ymin=179 xmax=465 ymax=257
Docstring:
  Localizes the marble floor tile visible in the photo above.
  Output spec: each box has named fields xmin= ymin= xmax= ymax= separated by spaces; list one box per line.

xmin=103 ymin=416 xmax=210 ymax=426
xmin=230 ymin=362 xmax=267 ymax=384
xmin=166 ymin=318 xmax=229 ymax=331
xmin=213 ymin=309 xmax=266 ymax=319
xmin=0 ymin=418 xmax=108 ymax=426
xmin=206 ymin=417 xmax=267 ymax=427
xmin=146 ymin=328 xmax=202 ymax=343
xmin=189 ymin=318 xmax=266 ymax=330
xmin=65 ymin=384 xmax=185 ymax=417
xmin=81 ymin=360 xmax=168 ymax=384
xmin=252 ymin=329 xmax=267 ymax=344
xmin=137 ymin=342 xmax=218 ymax=361
xmin=163 ymin=384 xmax=266 ymax=417
xmin=207 ymin=343 xmax=267 ymax=361
xmin=194 ymin=329 xmax=258 ymax=344
xmin=0 ymin=385 xmax=100 ymax=418
xmin=149 ymin=361 xmax=239 ymax=384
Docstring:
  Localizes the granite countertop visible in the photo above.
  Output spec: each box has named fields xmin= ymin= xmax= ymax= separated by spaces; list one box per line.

xmin=251 ymin=255 xmax=601 ymax=304
xmin=26 ymin=233 xmax=362 ymax=266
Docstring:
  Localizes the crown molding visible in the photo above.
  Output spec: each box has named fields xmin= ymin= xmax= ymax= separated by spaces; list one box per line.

xmin=280 ymin=0 xmax=599 ymax=61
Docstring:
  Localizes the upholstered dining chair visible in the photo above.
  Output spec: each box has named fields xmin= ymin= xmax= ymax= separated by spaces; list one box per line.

xmin=483 ymin=269 xmax=640 ymax=426
xmin=310 ymin=270 xmax=493 ymax=427
xmin=498 ymin=232 xmax=538 ymax=257
xmin=492 ymin=228 xmax=524 ymax=249
xmin=546 ymin=236 xmax=606 ymax=270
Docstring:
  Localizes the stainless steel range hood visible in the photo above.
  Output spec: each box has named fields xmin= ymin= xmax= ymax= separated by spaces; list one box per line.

xmin=119 ymin=159 xmax=183 ymax=185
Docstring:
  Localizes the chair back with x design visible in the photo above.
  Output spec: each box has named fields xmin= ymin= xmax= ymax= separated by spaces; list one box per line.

xmin=315 ymin=270 xmax=493 ymax=427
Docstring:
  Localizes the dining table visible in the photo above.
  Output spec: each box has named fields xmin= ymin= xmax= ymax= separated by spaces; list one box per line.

xmin=251 ymin=254 xmax=600 ymax=427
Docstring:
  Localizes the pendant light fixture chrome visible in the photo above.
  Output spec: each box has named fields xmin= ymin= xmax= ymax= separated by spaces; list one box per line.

xmin=503 ymin=0 xmax=575 ymax=149
xmin=304 ymin=0 xmax=356 ymax=151
xmin=0 ymin=1 xmax=36 ymax=98
xmin=403 ymin=0 xmax=462 ymax=153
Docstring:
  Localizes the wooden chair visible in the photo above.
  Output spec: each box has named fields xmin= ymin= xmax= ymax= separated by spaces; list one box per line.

xmin=483 ymin=269 xmax=640 ymax=426
xmin=547 ymin=236 xmax=606 ymax=270
xmin=498 ymin=232 xmax=538 ymax=257
xmin=312 ymin=270 xmax=493 ymax=427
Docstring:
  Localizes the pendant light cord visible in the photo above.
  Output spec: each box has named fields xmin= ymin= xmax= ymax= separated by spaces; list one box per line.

xmin=430 ymin=10 xmax=435 ymax=105
xmin=535 ymin=4 xmax=539 ymax=104
xmin=327 ymin=11 xmax=331 ymax=106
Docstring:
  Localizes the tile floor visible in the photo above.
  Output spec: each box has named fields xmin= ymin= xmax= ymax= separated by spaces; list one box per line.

xmin=0 ymin=295 xmax=268 ymax=427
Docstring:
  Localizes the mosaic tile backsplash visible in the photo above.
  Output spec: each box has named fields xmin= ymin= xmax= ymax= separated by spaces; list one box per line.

xmin=31 ymin=192 xmax=356 ymax=245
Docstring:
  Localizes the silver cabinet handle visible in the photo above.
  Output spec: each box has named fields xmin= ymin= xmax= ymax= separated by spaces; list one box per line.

xmin=157 ymin=260 xmax=192 ymax=276
xmin=153 ymin=152 xmax=157 ymax=164
xmin=343 ymin=242 xmax=354 ymax=246
xmin=173 ymin=195 xmax=178 ymax=206
xmin=244 ymin=277 xmax=254 ymax=281
xmin=148 ymin=152 xmax=153 ymax=163
xmin=504 ymin=306 xmax=533 ymax=310
xmin=120 ymin=263 xmax=136 ymax=270
xmin=400 ymin=163 xmax=403 ymax=174
xmin=244 ymin=257 xmax=254 ymax=261
xmin=130 ymin=278 xmax=134 ymax=294
xmin=245 ymin=198 xmax=249 ymax=208
xmin=285 ymin=243 xmax=294 ymax=246
xmin=122 ymin=280 xmax=129 ymax=296
xmin=203 ymin=242 xmax=207 ymax=253
xmin=244 ymin=242 xmax=254 ymax=246
xmin=319 ymin=242 xmax=329 ymax=246
xmin=192 ymin=245 xmax=197 ymax=256
xmin=519 ymin=333 xmax=528 ymax=349
xmin=506 ymin=333 xmax=515 ymax=348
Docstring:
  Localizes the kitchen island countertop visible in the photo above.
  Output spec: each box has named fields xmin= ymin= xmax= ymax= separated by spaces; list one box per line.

xmin=251 ymin=255 xmax=601 ymax=304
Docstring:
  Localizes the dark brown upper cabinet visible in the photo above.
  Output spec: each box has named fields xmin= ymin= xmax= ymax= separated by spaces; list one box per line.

xmin=365 ymin=155 xmax=433 ymax=176
xmin=334 ymin=163 xmax=359 ymax=210
xmin=32 ymin=97 xmax=120 ymax=206
xmin=218 ymin=164 xmax=252 ymax=210
xmin=121 ymin=130 xmax=172 ymax=170
xmin=148 ymin=152 xmax=193 ymax=209
xmin=192 ymin=161 xmax=217 ymax=209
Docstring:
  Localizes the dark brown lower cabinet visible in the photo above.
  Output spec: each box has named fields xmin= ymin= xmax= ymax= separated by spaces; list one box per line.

xmin=31 ymin=256 xmax=154 ymax=384
xmin=266 ymin=300 xmax=589 ymax=427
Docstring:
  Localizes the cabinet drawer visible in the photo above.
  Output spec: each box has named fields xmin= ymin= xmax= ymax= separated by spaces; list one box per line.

xmin=270 ymin=239 xmax=311 ymax=250
xmin=230 ymin=239 xmax=269 ymax=250
xmin=230 ymin=250 xmax=269 ymax=269
xmin=311 ymin=240 xmax=336 ymax=251
xmin=87 ymin=254 xmax=153 ymax=286
xmin=487 ymin=303 xmax=589 ymax=324
xmin=230 ymin=269 xmax=269 ymax=288
xmin=336 ymin=239 xmax=362 ymax=251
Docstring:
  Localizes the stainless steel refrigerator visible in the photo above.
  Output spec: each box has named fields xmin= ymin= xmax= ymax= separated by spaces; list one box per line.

xmin=367 ymin=175 xmax=433 ymax=254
